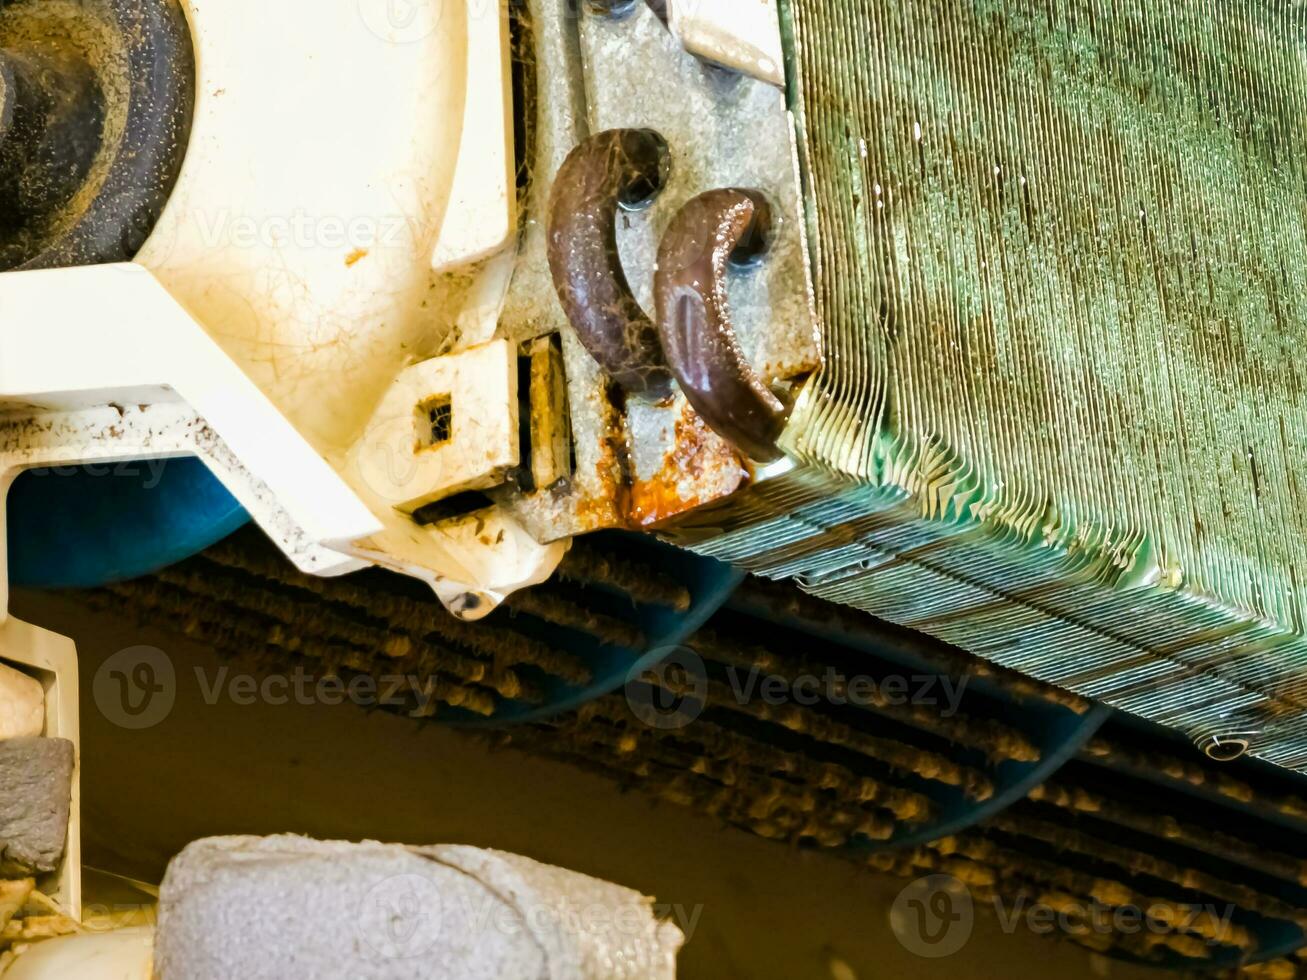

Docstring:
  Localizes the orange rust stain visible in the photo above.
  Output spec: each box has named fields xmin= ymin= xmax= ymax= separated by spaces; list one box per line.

xmin=345 ymin=248 xmax=369 ymax=267
xmin=571 ymin=411 xmax=630 ymax=531
xmin=629 ymin=407 xmax=747 ymax=528
xmin=573 ymin=453 xmax=627 ymax=530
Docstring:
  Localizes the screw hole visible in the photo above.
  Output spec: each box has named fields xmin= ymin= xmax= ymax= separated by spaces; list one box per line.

xmin=416 ymin=395 xmax=453 ymax=450
xmin=617 ymin=131 xmax=670 ymax=212
xmin=1197 ymin=734 xmax=1250 ymax=763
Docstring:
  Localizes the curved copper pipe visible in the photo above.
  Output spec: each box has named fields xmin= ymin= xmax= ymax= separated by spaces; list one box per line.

xmin=655 ymin=188 xmax=788 ymax=461
xmin=547 ymin=128 xmax=674 ymax=400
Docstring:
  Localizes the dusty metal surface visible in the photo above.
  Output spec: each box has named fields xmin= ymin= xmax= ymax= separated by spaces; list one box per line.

xmin=495 ymin=0 xmax=628 ymax=539
xmin=577 ymin=1 xmax=817 ymax=384
xmin=626 ymin=402 xmax=746 ymax=528
xmin=496 ymin=0 xmax=818 ymax=542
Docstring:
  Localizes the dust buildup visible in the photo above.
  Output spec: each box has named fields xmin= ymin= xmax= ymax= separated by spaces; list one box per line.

xmin=0 ymin=0 xmax=130 ymax=266
xmin=680 ymin=0 xmax=1307 ymax=775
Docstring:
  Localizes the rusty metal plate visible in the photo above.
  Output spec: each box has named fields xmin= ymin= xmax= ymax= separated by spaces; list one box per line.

xmin=497 ymin=0 xmax=818 ymax=542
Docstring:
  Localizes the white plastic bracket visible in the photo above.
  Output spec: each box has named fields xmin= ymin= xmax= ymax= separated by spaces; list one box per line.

xmin=0 ymin=263 xmax=384 ymax=621
xmin=431 ymin=0 xmax=517 ymax=272
xmin=351 ymin=339 xmax=519 ymax=514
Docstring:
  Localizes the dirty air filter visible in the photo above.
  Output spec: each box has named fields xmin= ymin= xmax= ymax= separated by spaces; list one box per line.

xmin=87 ymin=532 xmax=1307 ymax=971
xmin=678 ymin=1 xmax=1307 ymax=773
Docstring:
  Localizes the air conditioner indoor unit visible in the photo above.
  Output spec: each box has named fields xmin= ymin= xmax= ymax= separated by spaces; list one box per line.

xmin=5 ymin=1 xmax=1307 ymax=973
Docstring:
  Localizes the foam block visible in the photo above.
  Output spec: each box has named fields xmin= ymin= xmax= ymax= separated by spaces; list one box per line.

xmin=155 ymin=835 xmax=683 ymax=979
xmin=0 ymin=738 xmax=74 ymax=877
